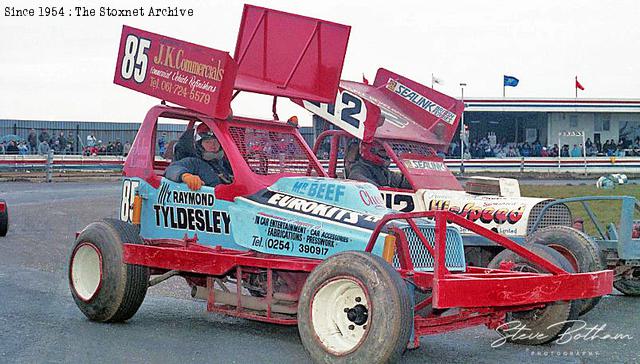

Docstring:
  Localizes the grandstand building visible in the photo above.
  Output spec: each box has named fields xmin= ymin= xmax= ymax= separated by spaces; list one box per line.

xmin=464 ymin=98 xmax=640 ymax=148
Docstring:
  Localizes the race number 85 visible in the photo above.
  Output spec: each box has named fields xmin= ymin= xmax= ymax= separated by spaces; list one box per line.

xmin=120 ymin=35 xmax=151 ymax=83
xmin=120 ymin=179 xmax=140 ymax=223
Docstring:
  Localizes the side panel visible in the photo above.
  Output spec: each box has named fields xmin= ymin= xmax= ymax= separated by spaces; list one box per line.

xmin=122 ymin=177 xmax=245 ymax=250
xmin=230 ymin=193 xmax=386 ymax=260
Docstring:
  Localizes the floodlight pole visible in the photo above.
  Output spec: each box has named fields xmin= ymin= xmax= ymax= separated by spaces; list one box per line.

xmin=460 ymin=83 xmax=467 ymax=175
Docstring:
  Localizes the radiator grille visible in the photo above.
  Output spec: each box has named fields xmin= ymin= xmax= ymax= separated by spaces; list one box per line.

xmin=526 ymin=201 xmax=572 ymax=233
xmin=392 ymin=225 xmax=466 ymax=271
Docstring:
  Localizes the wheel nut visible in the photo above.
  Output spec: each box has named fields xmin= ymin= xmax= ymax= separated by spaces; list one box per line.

xmin=355 ymin=297 xmax=361 ymax=302
xmin=348 ymin=325 xmax=355 ymax=330
xmin=344 ymin=308 xmax=349 ymax=312
xmin=363 ymin=325 xmax=367 ymax=330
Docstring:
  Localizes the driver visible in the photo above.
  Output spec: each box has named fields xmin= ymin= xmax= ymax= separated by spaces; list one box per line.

xmin=348 ymin=141 xmax=411 ymax=189
xmin=165 ymin=124 xmax=233 ymax=190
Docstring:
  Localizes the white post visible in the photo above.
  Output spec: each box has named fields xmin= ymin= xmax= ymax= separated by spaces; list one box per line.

xmin=558 ymin=135 xmax=561 ymax=170
xmin=582 ymin=131 xmax=587 ymax=176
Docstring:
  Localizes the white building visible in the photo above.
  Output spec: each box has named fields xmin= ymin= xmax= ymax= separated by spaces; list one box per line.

xmin=464 ymin=98 xmax=640 ymax=147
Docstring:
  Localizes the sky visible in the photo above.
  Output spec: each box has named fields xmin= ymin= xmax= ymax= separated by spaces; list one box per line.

xmin=1 ymin=0 xmax=639 ymax=126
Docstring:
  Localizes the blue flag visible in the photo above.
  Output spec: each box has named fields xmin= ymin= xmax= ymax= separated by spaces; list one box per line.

xmin=504 ymin=75 xmax=519 ymax=87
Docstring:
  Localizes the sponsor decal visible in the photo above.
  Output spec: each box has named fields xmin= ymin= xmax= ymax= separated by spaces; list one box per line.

xmin=403 ymin=159 xmax=447 ymax=172
xmin=386 ymin=78 xmax=456 ymax=124
xmin=153 ymin=182 xmax=230 ymax=234
xmin=291 ymin=181 xmax=346 ymax=202
xmin=359 ymin=189 xmax=385 ymax=207
xmin=250 ymin=190 xmax=383 ymax=230
xmin=250 ymin=212 xmax=352 ymax=257
xmin=428 ymin=199 xmax=525 ymax=225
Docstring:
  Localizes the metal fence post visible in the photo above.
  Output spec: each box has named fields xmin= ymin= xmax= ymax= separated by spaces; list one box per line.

xmin=46 ymin=150 xmax=53 ymax=183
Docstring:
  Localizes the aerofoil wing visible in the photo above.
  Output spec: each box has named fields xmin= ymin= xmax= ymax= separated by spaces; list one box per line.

xmin=295 ymin=68 xmax=464 ymax=149
xmin=114 ymin=5 xmax=351 ymax=119
xmin=233 ymin=5 xmax=351 ymax=104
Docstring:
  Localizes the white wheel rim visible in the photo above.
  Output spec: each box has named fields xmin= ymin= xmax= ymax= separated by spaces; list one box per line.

xmin=311 ymin=277 xmax=370 ymax=355
xmin=71 ymin=243 xmax=102 ymax=301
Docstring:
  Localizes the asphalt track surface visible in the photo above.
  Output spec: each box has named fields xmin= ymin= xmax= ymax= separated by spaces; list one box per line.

xmin=0 ymin=181 xmax=638 ymax=364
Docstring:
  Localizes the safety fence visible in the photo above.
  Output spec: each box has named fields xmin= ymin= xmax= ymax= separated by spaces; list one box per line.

xmin=1 ymin=155 xmax=639 ymax=175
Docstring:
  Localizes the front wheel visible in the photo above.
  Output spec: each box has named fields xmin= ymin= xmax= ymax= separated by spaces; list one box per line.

xmin=68 ymin=218 xmax=149 ymax=322
xmin=488 ymin=243 xmax=579 ymax=345
xmin=526 ymin=225 xmax=604 ymax=316
xmin=298 ymin=251 xmax=412 ymax=363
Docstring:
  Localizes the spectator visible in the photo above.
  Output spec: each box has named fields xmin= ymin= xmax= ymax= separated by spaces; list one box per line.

xmin=28 ymin=128 xmax=38 ymax=154
xmin=87 ymin=134 xmax=96 ymax=147
xmin=114 ymin=140 xmax=123 ymax=155
xmin=38 ymin=128 xmax=50 ymax=145
xmin=158 ymin=133 xmax=167 ymax=155
xmin=585 ymin=137 xmax=593 ymax=149
xmin=123 ymin=141 xmax=131 ymax=156
xmin=6 ymin=141 xmax=19 ymax=155
xmin=18 ymin=142 xmax=29 ymax=155
xmin=570 ymin=144 xmax=582 ymax=157
xmin=38 ymin=140 xmax=50 ymax=155
xmin=57 ymin=131 xmax=67 ymax=155
xmin=540 ymin=147 xmax=549 ymax=157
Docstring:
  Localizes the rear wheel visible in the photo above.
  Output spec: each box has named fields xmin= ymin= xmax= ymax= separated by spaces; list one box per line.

xmin=298 ymin=251 xmax=412 ymax=363
xmin=0 ymin=199 xmax=8 ymax=237
xmin=526 ymin=225 xmax=603 ymax=315
xmin=68 ymin=218 xmax=149 ymax=322
xmin=488 ymin=243 xmax=579 ymax=345
xmin=614 ymin=267 xmax=640 ymax=296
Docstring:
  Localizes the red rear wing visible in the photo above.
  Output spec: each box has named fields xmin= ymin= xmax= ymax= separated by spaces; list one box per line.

xmin=233 ymin=5 xmax=351 ymax=103
xmin=295 ymin=68 xmax=464 ymax=150
xmin=114 ymin=26 xmax=237 ymax=119
xmin=373 ymin=68 xmax=463 ymax=147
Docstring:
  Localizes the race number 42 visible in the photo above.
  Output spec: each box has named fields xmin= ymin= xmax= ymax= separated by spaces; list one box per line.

xmin=120 ymin=179 xmax=140 ymax=223
xmin=120 ymin=34 xmax=151 ymax=83
xmin=303 ymin=90 xmax=367 ymax=139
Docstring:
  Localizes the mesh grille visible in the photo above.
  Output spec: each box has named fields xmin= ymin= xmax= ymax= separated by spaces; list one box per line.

xmin=229 ymin=126 xmax=322 ymax=175
xmin=388 ymin=141 xmax=437 ymax=158
xmin=527 ymin=201 xmax=573 ymax=233
xmin=392 ymin=225 xmax=466 ymax=271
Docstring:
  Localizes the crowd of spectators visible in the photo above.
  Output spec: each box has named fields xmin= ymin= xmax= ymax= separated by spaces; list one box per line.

xmin=83 ymin=133 xmax=131 ymax=156
xmin=0 ymin=128 xmax=131 ymax=156
xmin=447 ymin=136 xmax=640 ymax=159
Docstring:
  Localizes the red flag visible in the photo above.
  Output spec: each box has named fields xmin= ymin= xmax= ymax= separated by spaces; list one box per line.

xmin=362 ymin=73 xmax=369 ymax=85
xmin=575 ymin=77 xmax=585 ymax=90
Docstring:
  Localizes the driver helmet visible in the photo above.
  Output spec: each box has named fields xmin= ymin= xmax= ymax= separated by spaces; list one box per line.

xmin=360 ymin=141 xmax=390 ymax=167
xmin=194 ymin=124 xmax=223 ymax=161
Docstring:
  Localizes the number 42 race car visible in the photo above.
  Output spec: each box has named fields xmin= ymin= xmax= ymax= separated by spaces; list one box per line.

xmin=67 ymin=5 xmax=612 ymax=363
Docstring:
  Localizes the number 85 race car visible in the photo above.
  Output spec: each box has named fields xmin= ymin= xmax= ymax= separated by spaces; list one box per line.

xmin=67 ymin=5 xmax=612 ymax=363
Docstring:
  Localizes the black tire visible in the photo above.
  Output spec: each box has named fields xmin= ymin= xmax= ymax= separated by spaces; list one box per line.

xmin=298 ymin=251 xmax=412 ymax=363
xmin=68 ymin=218 xmax=149 ymax=322
xmin=614 ymin=267 xmax=640 ymax=296
xmin=526 ymin=225 xmax=604 ymax=315
xmin=0 ymin=199 xmax=8 ymax=237
xmin=488 ymin=243 xmax=580 ymax=345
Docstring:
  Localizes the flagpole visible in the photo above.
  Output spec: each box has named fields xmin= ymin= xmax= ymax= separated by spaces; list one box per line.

xmin=575 ymin=76 xmax=577 ymax=98
xmin=431 ymin=73 xmax=434 ymax=88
